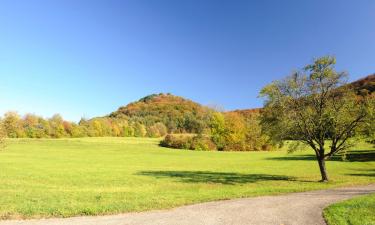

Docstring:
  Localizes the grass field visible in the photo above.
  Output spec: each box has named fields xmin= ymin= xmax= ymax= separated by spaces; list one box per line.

xmin=324 ymin=193 xmax=375 ymax=225
xmin=0 ymin=138 xmax=374 ymax=219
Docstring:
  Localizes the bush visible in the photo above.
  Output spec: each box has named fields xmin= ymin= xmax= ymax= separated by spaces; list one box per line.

xmin=160 ymin=134 xmax=193 ymax=149
xmin=190 ymin=135 xmax=217 ymax=151
xmin=147 ymin=122 xmax=168 ymax=137
xmin=160 ymin=134 xmax=216 ymax=151
xmin=261 ymin=144 xmax=273 ymax=151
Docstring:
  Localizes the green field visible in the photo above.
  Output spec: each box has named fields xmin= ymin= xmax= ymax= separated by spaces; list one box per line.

xmin=324 ymin=193 xmax=375 ymax=225
xmin=0 ymin=138 xmax=374 ymax=219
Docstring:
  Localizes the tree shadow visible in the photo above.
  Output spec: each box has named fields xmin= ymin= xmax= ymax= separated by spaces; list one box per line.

xmin=137 ymin=171 xmax=295 ymax=185
xmin=334 ymin=150 xmax=375 ymax=162
xmin=266 ymin=155 xmax=315 ymax=161
xmin=267 ymin=150 xmax=375 ymax=162
xmin=347 ymin=169 xmax=375 ymax=177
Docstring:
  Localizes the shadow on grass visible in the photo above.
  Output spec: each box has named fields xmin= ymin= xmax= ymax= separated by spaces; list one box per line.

xmin=338 ymin=150 xmax=375 ymax=162
xmin=137 ymin=171 xmax=295 ymax=185
xmin=347 ymin=169 xmax=375 ymax=178
xmin=266 ymin=155 xmax=316 ymax=161
xmin=267 ymin=150 xmax=375 ymax=162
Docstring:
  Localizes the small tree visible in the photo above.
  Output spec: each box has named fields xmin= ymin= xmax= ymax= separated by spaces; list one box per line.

xmin=2 ymin=111 xmax=24 ymax=138
xmin=260 ymin=56 xmax=372 ymax=182
xmin=134 ymin=122 xmax=147 ymax=137
xmin=222 ymin=112 xmax=247 ymax=151
xmin=49 ymin=114 xmax=66 ymax=138
xmin=209 ymin=112 xmax=226 ymax=150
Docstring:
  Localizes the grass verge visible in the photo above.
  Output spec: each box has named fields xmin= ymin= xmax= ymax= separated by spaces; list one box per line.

xmin=324 ymin=193 xmax=375 ymax=225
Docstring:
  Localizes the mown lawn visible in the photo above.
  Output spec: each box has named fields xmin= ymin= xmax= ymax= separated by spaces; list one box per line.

xmin=0 ymin=138 xmax=374 ymax=219
xmin=324 ymin=193 xmax=375 ymax=225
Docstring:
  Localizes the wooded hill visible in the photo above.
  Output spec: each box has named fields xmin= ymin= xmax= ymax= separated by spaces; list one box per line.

xmin=108 ymin=93 xmax=211 ymax=134
xmin=349 ymin=74 xmax=375 ymax=95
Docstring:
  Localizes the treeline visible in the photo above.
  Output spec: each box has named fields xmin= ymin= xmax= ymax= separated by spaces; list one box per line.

xmin=1 ymin=94 xmax=209 ymax=138
xmin=0 ymin=112 xmax=168 ymax=138
xmin=1 ymin=106 xmax=271 ymax=151
xmin=1 ymin=87 xmax=372 ymax=151
xmin=161 ymin=110 xmax=271 ymax=151
xmin=0 ymin=94 xmax=213 ymax=139
xmin=0 ymin=93 xmax=275 ymax=151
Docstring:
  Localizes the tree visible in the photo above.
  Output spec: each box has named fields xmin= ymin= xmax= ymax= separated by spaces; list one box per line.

xmin=38 ymin=117 xmax=51 ymax=138
xmin=2 ymin=111 xmax=24 ymax=138
xmin=23 ymin=114 xmax=40 ymax=138
xmin=209 ymin=112 xmax=226 ymax=150
xmin=184 ymin=113 xmax=206 ymax=134
xmin=146 ymin=122 xmax=167 ymax=137
xmin=70 ymin=123 xmax=86 ymax=137
xmin=209 ymin=111 xmax=270 ymax=151
xmin=92 ymin=120 xmax=104 ymax=136
xmin=134 ymin=122 xmax=147 ymax=137
xmin=154 ymin=122 xmax=168 ymax=136
xmin=49 ymin=114 xmax=66 ymax=138
xmin=111 ymin=122 xmax=121 ymax=137
xmin=222 ymin=112 xmax=247 ymax=151
xmin=243 ymin=112 xmax=271 ymax=151
xmin=123 ymin=125 xmax=134 ymax=137
xmin=260 ymin=56 xmax=373 ymax=182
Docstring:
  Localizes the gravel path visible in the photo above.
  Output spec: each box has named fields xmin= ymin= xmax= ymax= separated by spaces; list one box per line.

xmin=1 ymin=184 xmax=374 ymax=225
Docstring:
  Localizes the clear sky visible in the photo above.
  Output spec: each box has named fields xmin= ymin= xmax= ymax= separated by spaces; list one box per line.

xmin=1 ymin=0 xmax=374 ymax=121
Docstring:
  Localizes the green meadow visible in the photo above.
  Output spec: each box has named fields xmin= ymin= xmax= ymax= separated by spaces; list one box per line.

xmin=324 ymin=193 xmax=375 ymax=225
xmin=0 ymin=137 xmax=374 ymax=219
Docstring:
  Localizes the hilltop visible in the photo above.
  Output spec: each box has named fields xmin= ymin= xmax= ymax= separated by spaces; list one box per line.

xmin=349 ymin=74 xmax=375 ymax=94
xmin=108 ymin=93 xmax=211 ymax=133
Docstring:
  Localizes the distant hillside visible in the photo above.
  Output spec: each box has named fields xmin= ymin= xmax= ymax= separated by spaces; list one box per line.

xmin=349 ymin=74 xmax=375 ymax=95
xmin=232 ymin=74 xmax=375 ymax=114
xmin=228 ymin=108 xmax=262 ymax=118
xmin=109 ymin=93 xmax=211 ymax=133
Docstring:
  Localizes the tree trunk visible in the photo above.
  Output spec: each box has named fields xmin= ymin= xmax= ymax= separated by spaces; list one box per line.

xmin=317 ymin=157 xmax=329 ymax=182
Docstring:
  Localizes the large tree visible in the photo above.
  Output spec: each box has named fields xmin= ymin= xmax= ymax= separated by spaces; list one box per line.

xmin=260 ymin=56 xmax=373 ymax=181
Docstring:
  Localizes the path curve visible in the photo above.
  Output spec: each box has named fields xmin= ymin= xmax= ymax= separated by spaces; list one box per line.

xmin=1 ymin=184 xmax=374 ymax=225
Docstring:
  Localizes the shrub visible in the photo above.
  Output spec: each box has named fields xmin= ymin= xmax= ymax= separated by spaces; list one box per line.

xmin=160 ymin=134 xmax=193 ymax=149
xmin=160 ymin=134 xmax=216 ymax=151
xmin=134 ymin=122 xmax=147 ymax=137
xmin=261 ymin=144 xmax=273 ymax=151
xmin=190 ymin=135 xmax=216 ymax=151
xmin=147 ymin=122 xmax=168 ymax=137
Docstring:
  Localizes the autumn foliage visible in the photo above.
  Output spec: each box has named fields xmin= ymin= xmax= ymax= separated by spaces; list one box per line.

xmin=1 ymin=75 xmax=372 ymax=152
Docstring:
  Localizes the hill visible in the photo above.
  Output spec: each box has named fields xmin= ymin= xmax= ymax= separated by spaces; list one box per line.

xmin=231 ymin=74 xmax=375 ymax=116
xmin=349 ymin=74 xmax=375 ymax=95
xmin=228 ymin=108 xmax=262 ymax=118
xmin=108 ymin=93 xmax=211 ymax=133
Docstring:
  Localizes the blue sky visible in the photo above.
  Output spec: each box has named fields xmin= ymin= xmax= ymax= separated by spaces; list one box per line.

xmin=1 ymin=0 xmax=374 ymax=121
